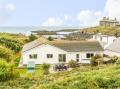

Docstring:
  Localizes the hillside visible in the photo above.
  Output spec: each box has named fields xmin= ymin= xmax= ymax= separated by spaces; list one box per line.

xmin=0 ymin=64 xmax=120 ymax=89
xmin=66 ymin=26 xmax=120 ymax=40
xmin=80 ymin=26 xmax=120 ymax=37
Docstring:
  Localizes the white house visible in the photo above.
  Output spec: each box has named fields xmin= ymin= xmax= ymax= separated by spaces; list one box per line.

xmin=104 ymin=38 xmax=120 ymax=57
xmin=19 ymin=39 xmax=103 ymax=67
xmin=92 ymin=33 xmax=116 ymax=49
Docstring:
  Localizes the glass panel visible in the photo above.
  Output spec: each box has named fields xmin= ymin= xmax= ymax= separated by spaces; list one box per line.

xmin=58 ymin=54 xmax=66 ymax=62
xmin=76 ymin=59 xmax=79 ymax=62
xmin=63 ymin=54 xmax=66 ymax=62
xmin=76 ymin=54 xmax=79 ymax=58
xmin=47 ymin=54 xmax=53 ymax=58
xmin=29 ymin=54 xmax=37 ymax=59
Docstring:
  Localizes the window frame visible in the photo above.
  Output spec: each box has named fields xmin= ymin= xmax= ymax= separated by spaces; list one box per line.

xmin=86 ymin=53 xmax=94 ymax=58
xmin=76 ymin=54 xmax=79 ymax=62
xmin=29 ymin=54 xmax=37 ymax=59
xmin=58 ymin=54 xmax=66 ymax=62
xmin=47 ymin=54 xmax=53 ymax=58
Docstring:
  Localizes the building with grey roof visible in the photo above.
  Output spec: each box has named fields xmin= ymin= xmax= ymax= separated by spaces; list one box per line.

xmin=20 ymin=39 xmax=103 ymax=67
xmin=104 ymin=38 xmax=120 ymax=57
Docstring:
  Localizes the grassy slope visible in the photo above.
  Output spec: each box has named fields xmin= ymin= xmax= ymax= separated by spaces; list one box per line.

xmin=0 ymin=64 xmax=120 ymax=89
xmin=81 ymin=26 xmax=120 ymax=36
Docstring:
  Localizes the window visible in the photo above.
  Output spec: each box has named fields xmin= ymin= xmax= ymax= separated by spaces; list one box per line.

xmin=47 ymin=54 xmax=53 ymax=58
xmin=76 ymin=54 xmax=79 ymax=58
xmin=29 ymin=54 xmax=37 ymax=59
xmin=86 ymin=53 xmax=94 ymax=58
xmin=76 ymin=54 xmax=79 ymax=62
xmin=59 ymin=54 xmax=66 ymax=62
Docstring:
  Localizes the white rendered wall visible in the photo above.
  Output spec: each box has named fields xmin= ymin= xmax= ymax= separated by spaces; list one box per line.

xmin=21 ymin=44 xmax=103 ymax=65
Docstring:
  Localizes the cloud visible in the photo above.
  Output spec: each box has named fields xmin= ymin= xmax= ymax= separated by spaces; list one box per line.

xmin=105 ymin=0 xmax=120 ymax=20
xmin=76 ymin=0 xmax=120 ymax=26
xmin=0 ymin=2 xmax=16 ymax=24
xmin=42 ymin=0 xmax=120 ymax=26
xmin=64 ymin=14 xmax=72 ymax=20
xmin=42 ymin=17 xmax=64 ymax=26
xmin=77 ymin=10 xmax=103 ymax=26
xmin=6 ymin=4 xmax=16 ymax=12
xmin=42 ymin=14 xmax=73 ymax=26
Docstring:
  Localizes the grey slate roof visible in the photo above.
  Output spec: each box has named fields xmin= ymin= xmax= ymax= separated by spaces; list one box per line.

xmin=22 ymin=38 xmax=47 ymax=52
xmin=106 ymin=38 xmax=120 ymax=53
xmin=50 ymin=41 xmax=103 ymax=52
xmin=23 ymin=39 xmax=103 ymax=52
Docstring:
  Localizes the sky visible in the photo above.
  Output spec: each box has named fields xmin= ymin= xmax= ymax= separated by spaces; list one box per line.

xmin=0 ymin=0 xmax=120 ymax=27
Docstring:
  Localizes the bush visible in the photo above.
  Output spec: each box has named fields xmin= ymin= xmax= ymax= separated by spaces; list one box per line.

xmin=110 ymin=56 xmax=118 ymax=64
xmin=68 ymin=60 xmax=78 ymax=68
xmin=0 ymin=37 xmax=23 ymax=53
xmin=0 ymin=60 xmax=19 ymax=81
xmin=28 ymin=34 xmax=37 ymax=42
xmin=47 ymin=36 xmax=53 ymax=41
xmin=116 ymin=59 xmax=120 ymax=65
xmin=0 ymin=46 xmax=14 ymax=62
xmin=91 ymin=54 xmax=103 ymax=66
xmin=41 ymin=63 xmax=51 ymax=75
xmin=14 ymin=56 xmax=21 ymax=66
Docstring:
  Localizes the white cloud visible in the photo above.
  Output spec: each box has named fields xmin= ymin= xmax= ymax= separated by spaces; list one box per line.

xmin=105 ymin=0 xmax=120 ymax=20
xmin=42 ymin=14 xmax=72 ymax=26
xmin=6 ymin=4 xmax=16 ymax=12
xmin=0 ymin=2 xmax=16 ymax=24
xmin=76 ymin=0 xmax=120 ymax=26
xmin=64 ymin=14 xmax=72 ymax=20
xmin=77 ymin=10 xmax=103 ymax=26
xmin=42 ymin=17 xmax=64 ymax=26
xmin=42 ymin=0 xmax=120 ymax=26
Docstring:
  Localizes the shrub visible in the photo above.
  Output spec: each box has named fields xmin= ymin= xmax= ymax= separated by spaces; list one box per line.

xmin=68 ymin=60 xmax=78 ymax=68
xmin=116 ymin=59 xmax=120 ymax=65
xmin=47 ymin=36 xmax=53 ymax=41
xmin=0 ymin=37 xmax=23 ymax=53
xmin=110 ymin=56 xmax=118 ymax=64
xmin=28 ymin=34 xmax=37 ymax=42
xmin=14 ymin=56 xmax=21 ymax=66
xmin=0 ymin=46 xmax=14 ymax=62
xmin=0 ymin=60 xmax=19 ymax=81
xmin=91 ymin=54 xmax=103 ymax=66
xmin=41 ymin=63 xmax=51 ymax=75
xmin=87 ymin=80 xmax=99 ymax=89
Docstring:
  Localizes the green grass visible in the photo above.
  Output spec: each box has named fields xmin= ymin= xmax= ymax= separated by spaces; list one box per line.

xmin=17 ymin=68 xmax=43 ymax=78
xmin=1 ymin=64 xmax=120 ymax=89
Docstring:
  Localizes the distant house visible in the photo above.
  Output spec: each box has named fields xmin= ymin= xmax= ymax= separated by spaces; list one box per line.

xmin=99 ymin=17 xmax=120 ymax=27
xmin=104 ymin=38 xmax=120 ymax=57
xmin=19 ymin=39 xmax=103 ymax=66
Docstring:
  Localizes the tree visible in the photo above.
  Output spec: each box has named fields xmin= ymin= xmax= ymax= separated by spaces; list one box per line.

xmin=41 ymin=63 xmax=51 ymax=75
xmin=28 ymin=34 xmax=37 ymax=42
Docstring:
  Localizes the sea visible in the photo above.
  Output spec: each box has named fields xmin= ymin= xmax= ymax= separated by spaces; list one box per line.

xmin=0 ymin=26 xmax=87 ymax=36
xmin=0 ymin=27 xmax=38 ymax=36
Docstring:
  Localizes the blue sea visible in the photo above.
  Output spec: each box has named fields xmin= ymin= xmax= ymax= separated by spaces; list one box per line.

xmin=0 ymin=26 xmax=86 ymax=36
xmin=0 ymin=27 xmax=38 ymax=36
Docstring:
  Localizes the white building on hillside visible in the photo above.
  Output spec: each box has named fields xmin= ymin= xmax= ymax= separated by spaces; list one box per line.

xmin=92 ymin=33 xmax=117 ymax=49
xmin=104 ymin=38 xmax=120 ymax=57
xmin=19 ymin=39 xmax=103 ymax=67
